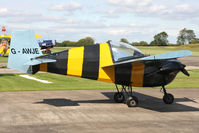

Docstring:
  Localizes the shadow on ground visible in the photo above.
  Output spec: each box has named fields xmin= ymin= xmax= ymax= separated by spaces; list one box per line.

xmin=35 ymin=92 xmax=199 ymax=112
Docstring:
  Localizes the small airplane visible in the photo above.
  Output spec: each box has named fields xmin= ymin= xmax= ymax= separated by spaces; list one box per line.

xmin=0 ymin=26 xmax=10 ymax=56
xmin=8 ymin=30 xmax=192 ymax=107
xmin=0 ymin=39 xmax=9 ymax=56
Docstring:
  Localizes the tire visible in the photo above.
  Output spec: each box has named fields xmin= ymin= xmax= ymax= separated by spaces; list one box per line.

xmin=127 ymin=96 xmax=138 ymax=107
xmin=114 ymin=92 xmax=125 ymax=103
xmin=163 ymin=93 xmax=174 ymax=104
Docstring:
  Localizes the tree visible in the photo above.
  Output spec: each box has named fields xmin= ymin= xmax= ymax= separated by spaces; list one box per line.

xmin=131 ymin=41 xmax=148 ymax=46
xmin=150 ymin=32 xmax=168 ymax=46
xmin=120 ymin=38 xmax=129 ymax=44
xmin=131 ymin=42 xmax=140 ymax=46
xmin=139 ymin=41 xmax=148 ymax=46
xmin=62 ymin=40 xmax=76 ymax=46
xmin=56 ymin=37 xmax=94 ymax=47
xmin=177 ymin=28 xmax=196 ymax=45
xmin=56 ymin=41 xmax=76 ymax=47
xmin=76 ymin=37 xmax=94 ymax=46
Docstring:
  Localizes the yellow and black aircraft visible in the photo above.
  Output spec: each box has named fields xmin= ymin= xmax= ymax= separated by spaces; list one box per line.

xmin=8 ymin=30 xmax=192 ymax=107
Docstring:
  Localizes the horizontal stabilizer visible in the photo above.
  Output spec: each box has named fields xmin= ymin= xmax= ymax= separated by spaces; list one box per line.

xmin=103 ymin=50 xmax=192 ymax=68
xmin=24 ymin=58 xmax=56 ymax=66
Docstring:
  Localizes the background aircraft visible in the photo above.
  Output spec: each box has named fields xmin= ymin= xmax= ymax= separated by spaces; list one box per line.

xmin=38 ymin=40 xmax=56 ymax=54
xmin=0 ymin=26 xmax=10 ymax=56
xmin=8 ymin=30 xmax=192 ymax=107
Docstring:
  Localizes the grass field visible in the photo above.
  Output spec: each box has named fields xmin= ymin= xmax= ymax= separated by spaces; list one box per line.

xmin=0 ymin=56 xmax=8 ymax=63
xmin=0 ymin=69 xmax=198 ymax=91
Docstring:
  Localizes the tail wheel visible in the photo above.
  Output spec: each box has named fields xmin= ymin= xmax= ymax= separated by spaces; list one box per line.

xmin=127 ymin=96 xmax=138 ymax=107
xmin=163 ymin=93 xmax=174 ymax=104
xmin=114 ymin=92 xmax=125 ymax=103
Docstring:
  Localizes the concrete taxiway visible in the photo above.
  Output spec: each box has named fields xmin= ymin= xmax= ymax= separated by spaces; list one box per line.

xmin=0 ymin=89 xmax=199 ymax=133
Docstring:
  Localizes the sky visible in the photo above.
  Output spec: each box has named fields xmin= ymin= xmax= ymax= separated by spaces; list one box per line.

xmin=0 ymin=0 xmax=199 ymax=43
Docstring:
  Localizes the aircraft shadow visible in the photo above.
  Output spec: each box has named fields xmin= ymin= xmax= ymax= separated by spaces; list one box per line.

xmin=35 ymin=99 xmax=80 ymax=107
xmin=34 ymin=92 xmax=199 ymax=112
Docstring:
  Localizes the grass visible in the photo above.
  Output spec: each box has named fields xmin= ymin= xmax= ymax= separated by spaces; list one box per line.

xmin=51 ymin=47 xmax=73 ymax=53
xmin=0 ymin=73 xmax=114 ymax=91
xmin=0 ymin=69 xmax=198 ymax=92
xmin=0 ymin=55 xmax=8 ymax=63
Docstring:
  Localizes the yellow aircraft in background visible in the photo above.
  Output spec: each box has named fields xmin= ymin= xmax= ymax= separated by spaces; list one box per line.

xmin=0 ymin=38 xmax=9 ymax=56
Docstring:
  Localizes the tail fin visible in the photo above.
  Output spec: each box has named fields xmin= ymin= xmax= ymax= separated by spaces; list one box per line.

xmin=8 ymin=30 xmax=55 ymax=74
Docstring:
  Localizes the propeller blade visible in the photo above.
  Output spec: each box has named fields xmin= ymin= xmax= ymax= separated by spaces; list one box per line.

xmin=181 ymin=68 xmax=190 ymax=76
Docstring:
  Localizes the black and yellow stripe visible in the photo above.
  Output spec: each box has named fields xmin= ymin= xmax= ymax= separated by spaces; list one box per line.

xmin=98 ymin=43 xmax=115 ymax=83
xmin=115 ymin=64 xmax=132 ymax=85
xmin=67 ymin=47 xmax=84 ymax=77
xmin=47 ymin=51 xmax=68 ymax=75
xmin=40 ymin=63 xmax=47 ymax=72
xmin=131 ymin=62 xmax=145 ymax=87
xmin=82 ymin=45 xmax=100 ymax=80
xmin=35 ymin=43 xmax=145 ymax=87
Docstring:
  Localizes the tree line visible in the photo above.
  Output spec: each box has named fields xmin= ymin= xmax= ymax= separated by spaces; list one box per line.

xmin=121 ymin=28 xmax=199 ymax=46
xmin=56 ymin=37 xmax=94 ymax=47
xmin=57 ymin=28 xmax=199 ymax=47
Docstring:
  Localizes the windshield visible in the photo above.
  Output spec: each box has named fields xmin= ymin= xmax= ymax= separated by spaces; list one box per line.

xmin=109 ymin=41 xmax=144 ymax=62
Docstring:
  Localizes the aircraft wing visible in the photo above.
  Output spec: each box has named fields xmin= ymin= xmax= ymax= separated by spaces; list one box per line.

xmin=103 ymin=50 xmax=192 ymax=68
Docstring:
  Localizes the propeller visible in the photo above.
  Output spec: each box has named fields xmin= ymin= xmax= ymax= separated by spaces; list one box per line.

xmin=160 ymin=60 xmax=190 ymax=76
xmin=181 ymin=68 xmax=190 ymax=76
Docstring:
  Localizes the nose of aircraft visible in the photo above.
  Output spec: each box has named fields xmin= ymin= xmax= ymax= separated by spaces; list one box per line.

xmin=160 ymin=60 xmax=190 ymax=76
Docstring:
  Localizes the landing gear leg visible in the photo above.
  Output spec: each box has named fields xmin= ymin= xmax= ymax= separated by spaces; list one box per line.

xmin=162 ymin=86 xmax=174 ymax=104
xmin=114 ymin=85 xmax=138 ymax=107
xmin=114 ymin=85 xmax=125 ymax=103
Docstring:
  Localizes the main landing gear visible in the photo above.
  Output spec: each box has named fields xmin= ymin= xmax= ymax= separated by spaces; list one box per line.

xmin=113 ymin=85 xmax=175 ymax=107
xmin=161 ymin=86 xmax=174 ymax=104
xmin=114 ymin=85 xmax=138 ymax=107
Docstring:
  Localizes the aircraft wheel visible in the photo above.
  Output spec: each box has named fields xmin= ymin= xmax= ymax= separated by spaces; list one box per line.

xmin=114 ymin=92 xmax=125 ymax=103
xmin=163 ymin=93 xmax=174 ymax=104
xmin=127 ymin=96 xmax=138 ymax=107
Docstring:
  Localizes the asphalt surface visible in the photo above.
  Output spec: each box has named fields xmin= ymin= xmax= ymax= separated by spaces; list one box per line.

xmin=179 ymin=57 xmax=199 ymax=66
xmin=0 ymin=89 xmax=199 ymax=133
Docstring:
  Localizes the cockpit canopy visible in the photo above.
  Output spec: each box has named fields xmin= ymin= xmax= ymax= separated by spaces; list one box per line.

xmin=109 ymin=41 xmax=144 ymax=62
